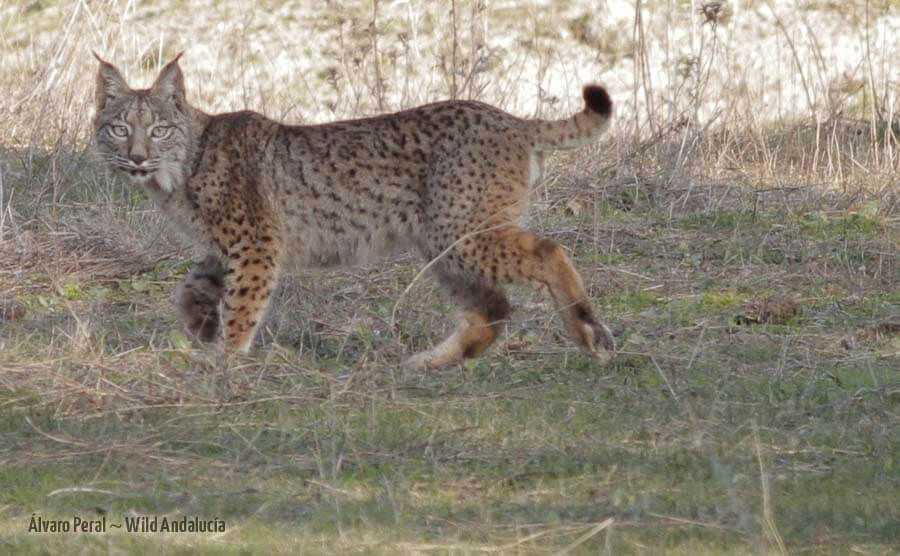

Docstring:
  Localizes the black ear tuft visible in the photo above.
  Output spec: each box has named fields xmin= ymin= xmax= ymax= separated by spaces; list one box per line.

xmin=583 ymin=85 xmax=612 ymax=117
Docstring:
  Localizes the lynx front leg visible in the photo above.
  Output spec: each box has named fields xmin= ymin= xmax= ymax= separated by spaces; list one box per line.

xmin=221 ymin=242 xmax=281 ymax=353
xmin=176 ymin=255 xmax=225 ymax=343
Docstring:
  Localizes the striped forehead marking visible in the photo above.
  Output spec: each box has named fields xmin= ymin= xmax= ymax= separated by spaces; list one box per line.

xmin=125 ymin=96 xmax=155 ymax=126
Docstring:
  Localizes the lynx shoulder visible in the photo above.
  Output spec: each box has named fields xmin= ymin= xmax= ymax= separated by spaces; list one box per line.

xmin=93 ymin=53 xmax=615 ymax=369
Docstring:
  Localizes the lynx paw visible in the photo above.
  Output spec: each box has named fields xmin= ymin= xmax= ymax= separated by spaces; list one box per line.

xmin=580 ymin=321 xmax=616 ymax=364
xmin=403 ymin=352 xmax=434 ymax=371
xmin=176 ymin=256 xmax=225 ymax=343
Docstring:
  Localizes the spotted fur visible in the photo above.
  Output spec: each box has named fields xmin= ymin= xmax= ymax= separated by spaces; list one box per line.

xmin=93 ymin=54 xmax=615 ymax=369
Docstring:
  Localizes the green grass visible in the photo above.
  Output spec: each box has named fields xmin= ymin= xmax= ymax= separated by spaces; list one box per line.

xmin=677 ymin=209 xmax=759 ymax=232
xmin=2 ymin=180 xmax=897 ymax=554
xmin=0 ymin=338 xmax=896 ymax=554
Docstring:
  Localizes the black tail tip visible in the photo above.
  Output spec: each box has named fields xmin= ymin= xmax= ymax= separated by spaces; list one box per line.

xmin=583 ymin=85 xmax=612 ymax=117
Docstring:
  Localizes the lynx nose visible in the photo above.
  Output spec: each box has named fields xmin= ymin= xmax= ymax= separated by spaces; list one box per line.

xmin=130 ymin=152 xmax=148 ymax=165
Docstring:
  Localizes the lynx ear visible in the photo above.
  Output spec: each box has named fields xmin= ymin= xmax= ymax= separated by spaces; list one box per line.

xmin=94 ymin=52 xmax=130 ymax=111
xmin=150 ymin=52 xmax=186 ymax=109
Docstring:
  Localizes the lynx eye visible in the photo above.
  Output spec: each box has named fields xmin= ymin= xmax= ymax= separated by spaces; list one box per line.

xmin=109 ymin=125 xmax=129 ymax=138
xmin=150 ymin=126 xmax=172 ymax=139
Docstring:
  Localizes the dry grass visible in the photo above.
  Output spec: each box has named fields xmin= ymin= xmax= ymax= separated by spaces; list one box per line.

xmin=1 ymin=1 xmax=898 ymax=554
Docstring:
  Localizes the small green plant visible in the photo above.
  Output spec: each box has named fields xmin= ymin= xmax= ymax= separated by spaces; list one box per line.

xmin=800 ymin=205 xmax=881 ymax=240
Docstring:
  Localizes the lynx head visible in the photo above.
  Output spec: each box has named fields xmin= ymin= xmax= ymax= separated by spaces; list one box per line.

xmin=93 ymin=53 xmax=193 ymax=194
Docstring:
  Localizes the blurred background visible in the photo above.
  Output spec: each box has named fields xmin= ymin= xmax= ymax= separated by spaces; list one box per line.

xmin=2 ymin=1 xmax=899 ymax=172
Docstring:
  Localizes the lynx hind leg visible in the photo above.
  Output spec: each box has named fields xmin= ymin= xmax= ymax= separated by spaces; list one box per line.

xmin=176 ymin=256 xmax=225 ymax=343
xmin=406 ymin=274 xmax=511 ymax=370
xmin=443 ymin=227 xmax=614 ymax=363
xmin=510 ymin=229 xmax=615 ymax=360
